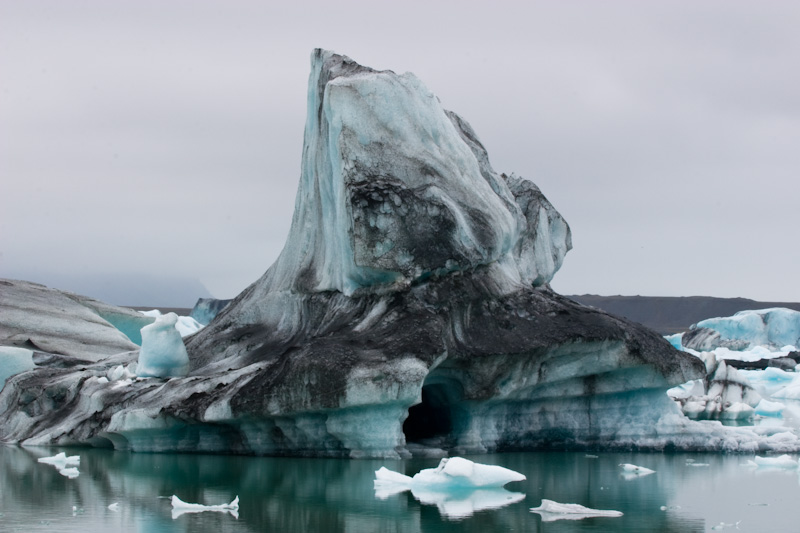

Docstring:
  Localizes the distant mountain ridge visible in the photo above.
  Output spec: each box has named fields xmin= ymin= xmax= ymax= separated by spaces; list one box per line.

xmin=566 ymin=295 xmax=800 ymax=335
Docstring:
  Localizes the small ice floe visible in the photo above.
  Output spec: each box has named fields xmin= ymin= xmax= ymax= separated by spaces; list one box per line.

xmin=38 ymin=452 xmax=80 ymax=468
xmin=170 ymin=495 xmax=239 ymax=519
xmin=619 ymin=463 xmax=655 ymax=477
xmin=584 ymin=454 xmax=599 ymax=459
xmin=530 ymin=499 xmax=623 ymax=521
xmin=745 ymin=455 xmax=799 ymax=469
xmin=687 ymin=463 xmax=710 ymax=467
xmin=108 ymin=502 xmax=121 ymax=512
xmin=660 ymin=505 xmax=681 ymax=511
xmin=375 ymin=457 xmax=525 ymax=491
xmin=38 ymin=452 xmax=80 ymax=478
xmin=711 ymin=520 xmax=741 ymax=530
xmin=374 ymin=457 xmax=526 ymax=519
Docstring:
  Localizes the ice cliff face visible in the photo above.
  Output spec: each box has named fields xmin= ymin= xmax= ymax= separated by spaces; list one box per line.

xmin=0 ymin=50 xmax=709 ymax=457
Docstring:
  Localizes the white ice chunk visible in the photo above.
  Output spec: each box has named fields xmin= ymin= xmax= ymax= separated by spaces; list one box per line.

xmin=37 ymin=452 xmax=80 ymax=468
xmin=530 ymin=499 xmax=623 ymax=521
xmin=136 ymin=313 xmax=190 ymax=378
xmin=108 ymin=503 xmax=120 ymax=512
xmin=170 ymin=495 xmax=239 ymax=519
xmin=374 ymin=459 xmax=524 ymax=518
xmin=619 ymin=463 xmax=655 ymax=476
xmin=746 ymin=454 xmax=799 ymax=469
xmin=408 ymin=457 xmax=526 ymax=488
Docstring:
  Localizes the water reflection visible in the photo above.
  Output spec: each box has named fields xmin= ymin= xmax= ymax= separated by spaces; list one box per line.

xmin=0 ymin=447 xmax=798 ymax=532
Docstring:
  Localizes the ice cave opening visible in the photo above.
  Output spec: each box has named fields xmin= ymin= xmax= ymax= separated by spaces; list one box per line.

xmin=403 ymin=377 xmax=463 ymax=447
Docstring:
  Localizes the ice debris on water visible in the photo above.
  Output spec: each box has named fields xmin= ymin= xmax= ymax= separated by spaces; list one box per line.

xmin=108 ymin=502 xmax=120 ymax=512
xmin=619 ymin=463 xmax=655 ymax=476
xmin=38 ymin=452 xmax=80 ymax=478
xmin=375 ymin=457 xmax=525 ymax=490
xmin=530 ymin=499 xmax=623 ymax=521
xmin=38 ymin=452 xmax=80 ymax=468
xmin=170 ymin=495 xmax=239 ymax=519
xmin=374 ymin=457 xmax=526 ymax=519
xmin=745 ymin=454 xmax=799 ymax=469
xmin=660 ymin=505 xmax=681 ymax=511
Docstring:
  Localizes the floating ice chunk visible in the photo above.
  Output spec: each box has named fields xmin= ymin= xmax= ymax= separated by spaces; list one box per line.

xmin=38 ymin=452 xmax=80 ymax=468
xmin=412 ymin=457 xmax=525 ymax=489
xmin=687 ymin=463 xmax=710 ymax=467
xmin=374 ymin=458 xmax=526 ymax=517
xmin=59 ymin=467 xmax=79 ymax=478
xmin=746 ymin=454 xmax=799 ymax=469
xmin=660 ymin=505 xmax=682 ymax=510
xmin=137 ymin=313 xmax=190 ymax=378
xmin=584 ymin=454 xmax=599 ymax=459
xmin=755 ymin=399 xmax=785 ymax=417
xmin=619 ymin=463 xmax=655 ymax=476
xmin=530 ymin=499 xmax=623 ymax=521
xmin=108 ymin=503 xmax=120 ymax=512
xmin=170 ymin=495 xmax=239 ymax=519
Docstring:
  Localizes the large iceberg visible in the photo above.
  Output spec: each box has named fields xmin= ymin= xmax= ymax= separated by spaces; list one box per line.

xmin=0 ymin=50 xmax=710 ymax=456
xmin=683 ymin=308 xmax=800 ymax=352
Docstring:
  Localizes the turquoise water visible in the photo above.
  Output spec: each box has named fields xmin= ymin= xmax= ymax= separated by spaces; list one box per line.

xmin=1 ymin=446 xmax=798 ymax=532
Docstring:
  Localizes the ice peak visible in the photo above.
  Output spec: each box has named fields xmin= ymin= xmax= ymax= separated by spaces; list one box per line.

xmin=262 ymin=49 xmax=571 ymax=298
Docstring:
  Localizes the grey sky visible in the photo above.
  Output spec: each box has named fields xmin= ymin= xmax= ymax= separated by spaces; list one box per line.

xmin=1 ymin=0 xmax=798 ymax=305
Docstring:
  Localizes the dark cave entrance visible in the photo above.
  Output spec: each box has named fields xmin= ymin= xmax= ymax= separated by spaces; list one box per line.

xmin=403 ymin=380 xmax=461 ymax=445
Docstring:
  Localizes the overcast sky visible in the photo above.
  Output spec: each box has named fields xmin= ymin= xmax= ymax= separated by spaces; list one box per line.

xmin=1 ymin=0 xmax=798 ymax=306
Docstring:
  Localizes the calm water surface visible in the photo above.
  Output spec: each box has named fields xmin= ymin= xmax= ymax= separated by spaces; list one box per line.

xmin=1 ymin=446 xmax=797 ymax=532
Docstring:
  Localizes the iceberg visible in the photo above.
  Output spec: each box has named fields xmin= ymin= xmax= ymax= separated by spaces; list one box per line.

xmin=171 ymin=495 xmax=239 ymax=519
xmin=530 ymin=499 xmax=623 ymax=521
xmin=136 ymin=313 xmax=190 ymax=378
xmin=0 ymin=50 xmax=713 ymax=456
xmin=685 ymin=308 xmax=800 ymax=351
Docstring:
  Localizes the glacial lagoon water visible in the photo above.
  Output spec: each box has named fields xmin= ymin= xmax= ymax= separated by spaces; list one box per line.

xmin=1 ymin=446 xmax=799 ymax=532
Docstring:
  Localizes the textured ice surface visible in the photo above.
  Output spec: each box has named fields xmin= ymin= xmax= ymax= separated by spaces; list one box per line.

xmin=136 ymin=313 xmax=190 ymax=378
xmin=0 ymin=278 xmax=142 ymax=359
xmin=690 ymin=308 xmax=800 ymax=351
xmin=0 ymin=346 xmax=35 ymax=390
xmin=530 ymin=499 xmax=623 ymax=521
